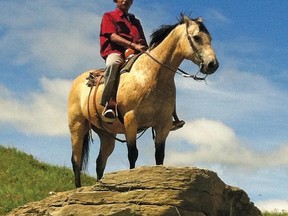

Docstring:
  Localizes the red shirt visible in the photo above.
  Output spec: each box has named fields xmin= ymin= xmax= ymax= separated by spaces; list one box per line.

xmin=100 ymin=8 xmax=147 ymax=60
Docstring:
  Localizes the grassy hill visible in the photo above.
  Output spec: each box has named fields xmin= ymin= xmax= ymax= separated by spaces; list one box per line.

xmin=0 ymin=145 xmax=96 ymax=215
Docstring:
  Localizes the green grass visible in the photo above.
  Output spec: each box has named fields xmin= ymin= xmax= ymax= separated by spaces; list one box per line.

xmin=0 ymin=145 xmax=96 ymax=215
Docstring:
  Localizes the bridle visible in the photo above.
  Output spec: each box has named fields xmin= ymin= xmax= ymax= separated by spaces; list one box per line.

xmin=185 ymin=20 xmax=204 ymax=69
xmin=144 ymin=20 xmax=208 ymax=82
xmin=144 ymin=51 xmax=206 ymax=82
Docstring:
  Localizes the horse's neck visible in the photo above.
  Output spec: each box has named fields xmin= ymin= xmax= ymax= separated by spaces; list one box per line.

xmin=127 ymin=26 xmax=186 ymax=90
xmin=150 ymin=28 xmax=184 ymax=76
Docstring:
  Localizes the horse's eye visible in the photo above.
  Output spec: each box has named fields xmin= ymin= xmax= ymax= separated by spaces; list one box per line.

xmin=193 ymin=35 xmax=202 ymax=44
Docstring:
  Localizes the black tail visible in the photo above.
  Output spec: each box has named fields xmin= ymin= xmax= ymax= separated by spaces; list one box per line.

xmin=81 ymin=132 xmax=91 ymax=170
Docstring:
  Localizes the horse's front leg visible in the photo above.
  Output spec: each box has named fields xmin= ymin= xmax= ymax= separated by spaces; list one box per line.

xmin=153 ymin=123 xmax=171 ymax=165
xmin=155 ymin=140 xmax=166 ymax=165
xmin=124 ymin=111 xmax=138 ymax=169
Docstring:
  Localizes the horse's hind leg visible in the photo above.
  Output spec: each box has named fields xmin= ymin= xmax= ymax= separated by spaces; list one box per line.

xmin=94 ymin=128 xmax=116 ymax=180
xmin=69 ymin=118 xmax=90 ymax=188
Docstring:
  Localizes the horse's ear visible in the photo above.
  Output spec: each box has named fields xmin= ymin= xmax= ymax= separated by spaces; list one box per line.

xmin=182 ymin=15 xmax=191 ymax=26
xmin=197 ymin=17 xmax=203 ymax=23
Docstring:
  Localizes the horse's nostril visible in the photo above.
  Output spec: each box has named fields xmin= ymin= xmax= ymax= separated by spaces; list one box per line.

xmin=204 ymin=59 xmax=219 ymax=74
xmin=208 ymin=61 xmax=215 ymax=69
xmin=208 ymin=60 xmax=219 ymax=70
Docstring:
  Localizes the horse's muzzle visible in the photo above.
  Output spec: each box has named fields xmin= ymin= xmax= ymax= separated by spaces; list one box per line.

xmin=201 ymin=58 xmax=219 ymax=74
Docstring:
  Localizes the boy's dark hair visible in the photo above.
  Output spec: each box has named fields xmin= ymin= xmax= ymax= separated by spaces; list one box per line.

xmin=113 ymin=0 xmax=133 ymax=3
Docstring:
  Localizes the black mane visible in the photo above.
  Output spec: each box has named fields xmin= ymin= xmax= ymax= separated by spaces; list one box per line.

xmin=149 ymin=15 xmax=210 ymax=48
xmin=149 ymin=23 xmax=179 ymax=48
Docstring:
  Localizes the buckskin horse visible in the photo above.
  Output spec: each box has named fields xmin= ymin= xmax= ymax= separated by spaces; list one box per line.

xmin=68 ymin=15 xmax=219 ymax=187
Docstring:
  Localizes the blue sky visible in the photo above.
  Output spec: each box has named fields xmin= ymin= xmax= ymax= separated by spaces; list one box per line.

xmin=1 ymin=0 xmax=288 ymax=212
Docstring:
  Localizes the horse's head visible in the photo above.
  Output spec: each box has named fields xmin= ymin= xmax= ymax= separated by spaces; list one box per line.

xmin=182 ymin=16 xmax=219 ymax=75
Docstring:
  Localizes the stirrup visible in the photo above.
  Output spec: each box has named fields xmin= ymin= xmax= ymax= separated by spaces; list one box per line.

xmin=101 ymin=103 xmax=118 ymax=123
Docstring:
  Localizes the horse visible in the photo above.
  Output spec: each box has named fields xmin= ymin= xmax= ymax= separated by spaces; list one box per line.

xmin=68 ymin=15 xmax=219 ymax=188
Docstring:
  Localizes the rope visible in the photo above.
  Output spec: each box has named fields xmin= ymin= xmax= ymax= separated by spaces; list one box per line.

xmin=144 ymin=51 xmax=207 ymax=82
xmin=143 ymin=21 xmax=209 ymax=82
xmin=110 ymin=128 xmax=148 ymax=144
xmin=87 ymin=85 xmax=95 ymax=143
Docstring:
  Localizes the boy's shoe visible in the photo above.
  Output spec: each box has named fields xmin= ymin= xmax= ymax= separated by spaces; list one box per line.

xmin=170 ymin=120 xmax=185 ymax=131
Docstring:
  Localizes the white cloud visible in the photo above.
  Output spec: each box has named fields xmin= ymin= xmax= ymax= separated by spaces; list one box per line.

xmin=206 ymin=9 xmax=230 ymax=23
xmin=0 ymin=0 xmax=168 ymax=79
xmin=0 ymin=1 xmax=103 ymax=77
xmin=175 ymin=65 xmax=288 ymax=141
xmin=256 ymin=199 xmax=288 ymax=212
xmin=0 ymin=78 xmax=71 ymax=136
xmin=166 ymin=118 xmax=288 ymax=169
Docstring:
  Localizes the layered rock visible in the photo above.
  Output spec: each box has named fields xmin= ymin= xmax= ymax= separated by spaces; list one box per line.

xmin=8 ymin=166 xmax=262 ymax=216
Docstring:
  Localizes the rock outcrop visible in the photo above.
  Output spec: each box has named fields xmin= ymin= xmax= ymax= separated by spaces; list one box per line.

xmin=8 ymin=166 xmax=262 ymax=216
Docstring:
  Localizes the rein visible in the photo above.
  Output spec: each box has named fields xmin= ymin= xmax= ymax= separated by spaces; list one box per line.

xmin=143 ymin=20 xmax=208 ymax=82
xmin=144 ymin=51 xmax=207 ymax=82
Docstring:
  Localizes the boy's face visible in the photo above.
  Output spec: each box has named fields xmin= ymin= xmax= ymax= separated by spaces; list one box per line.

xmin=116 ymin=0 xmax=133 ymax=12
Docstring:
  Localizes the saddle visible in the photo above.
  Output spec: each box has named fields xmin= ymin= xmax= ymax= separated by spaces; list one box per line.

xmin=86 ymin=53 xmax=141 ymax=87
xmin=86 ymin=53 xmax=142 ymax=123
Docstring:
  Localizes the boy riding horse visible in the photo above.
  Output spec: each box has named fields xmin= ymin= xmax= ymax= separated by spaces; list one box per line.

xmin=100 ymin=0 xmax=185 ymax=130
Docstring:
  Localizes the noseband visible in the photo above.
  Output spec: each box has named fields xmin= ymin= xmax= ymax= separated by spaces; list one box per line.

xmin=185 ymin=21 xmax=204 ymax=69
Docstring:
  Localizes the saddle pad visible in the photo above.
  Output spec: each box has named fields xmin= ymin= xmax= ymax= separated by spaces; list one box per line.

xmin=120 ymin=53 xmax=142 ymax=74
